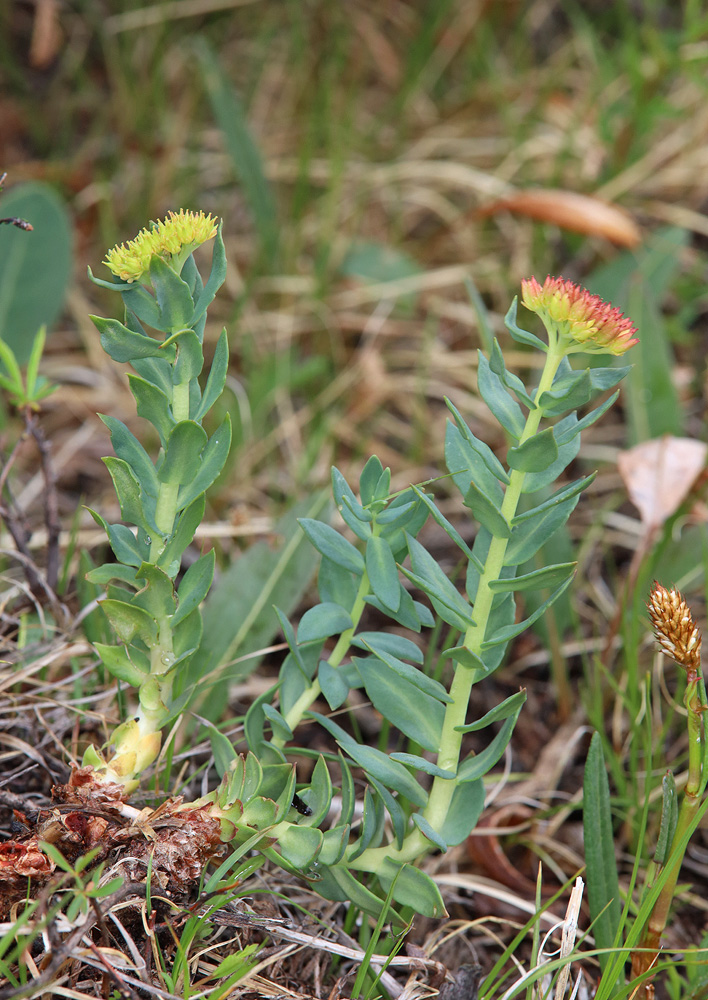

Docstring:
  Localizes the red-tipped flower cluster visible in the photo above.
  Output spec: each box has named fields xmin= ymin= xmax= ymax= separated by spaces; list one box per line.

xmin=521 ymin=275 xmax=638 ymax=356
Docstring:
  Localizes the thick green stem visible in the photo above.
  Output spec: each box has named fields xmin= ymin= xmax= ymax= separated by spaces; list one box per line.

xmin=351 ymin=347 xmax=565 ymax=872
xmin=148 ymin=378 xmax=191 ymax=563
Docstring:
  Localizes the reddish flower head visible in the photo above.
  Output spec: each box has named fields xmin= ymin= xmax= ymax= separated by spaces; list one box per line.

xmin=521 ymin=276 xmax=638 ymax=356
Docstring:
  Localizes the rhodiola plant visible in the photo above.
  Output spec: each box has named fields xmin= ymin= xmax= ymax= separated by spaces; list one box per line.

xmin=54 ymin=219 xmax=638 ymax=922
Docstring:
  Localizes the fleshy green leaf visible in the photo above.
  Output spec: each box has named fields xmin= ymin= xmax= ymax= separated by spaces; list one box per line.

xmin=176 ymin=415 xmax=231 ymax=510
xmin=521 ymin=414 xmax=580 ymax=493
xmin=318 ymin=660 xmax=350 ymax=710
xmin=463 ymin=481 xmax=511 ymax=538
xmin=102 ymin=457 xmax=156 ymax=534
xmin=157 ymin=494 xmax=206 ymax=577
xmin=507 ymin=427 xmax=558 ymax=473
xmin=477 ymin=350 xmax=525 ymax=439
xmin=173 ymin=550 xmax=215 ymax=627
xmin=504 ymin=494 xmax=579 ymax=565
xmin=149 ymin=255 xmax=195 ymax=333
xmin=455 ymin=689 xmax=527 ymax=732
xmin=356 ymin=657 xmax=444 ymax=752
xmin=377 ymin=861 xmax=447 ymax=918
xmin=100 ymin=415 xmax=159 ymax=497
xmin=488 ymin=561 xmax=576 ymax=593
xmin=298 ymin=603 xmax=353 ymax=643
xmin=93 ymin=642 xmax=147 ymax=686
xmin=505 ymin=297 xmax=547 ymax=351
xmin=389 ymin=753 xmax=455 ymax=778
xmin=457 ymin=711 xmax=522 ymax=782
xmin=99 ymin=599 xmax=158 ymax=645
xmin=440 ymin=780 xmax=485 ymax=845
xmin=405 ymin=534 xmax=476 ymax=628
xmin=357 ymin=645 xmax=452 ymax=704
xmin=299 ymin=518 xmax=365 ymax=575
xmin=310 ymin=712 xmax=427 ymax=806
xmin=359 ymin=455 xmax=386 ymax=505
xmin=365 ymin=535 xmax=400 ymax=612
xmin=160 ymin=421 xmax=208 ymax=485
xmin=194 ymin=328 xmax=229 ymax=420
xmin=278 ymin=825 xmax=323 ymax=869
xmin=127 ymin=374 xmax=175 ymax=447
xmin=538 ymin=367 xmax=592 ymax=415
xmin=512 ymin=473 xmax=595 ymax=525
xmin=489 ymin=339 xmax=535 ymax=408
xmin=412 ymin=813 xmax=448 ymax=852
xmin=92 ymin=315 xmax=171 ymax=363
xmin=481 ymin=576 xmax=573 ymax=647
xmin=190 ymin=221 xmax=228 ymax=327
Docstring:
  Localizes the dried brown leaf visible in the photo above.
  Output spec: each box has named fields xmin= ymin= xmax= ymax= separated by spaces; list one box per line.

xmin=617 ymin=435 xmax=708 ymax=528
xmin=479 ymin=188 xmax=642 ymax=247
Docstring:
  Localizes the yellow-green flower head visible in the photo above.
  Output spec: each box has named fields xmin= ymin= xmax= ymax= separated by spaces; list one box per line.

xmin=103 ymin=210 xmax=218 ymax=283
xmin=521 ymin=275 xmax=638 ymax=356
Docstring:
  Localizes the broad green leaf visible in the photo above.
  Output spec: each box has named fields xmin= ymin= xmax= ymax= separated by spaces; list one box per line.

xmin=194 ymin=328 xmax=229 ymax=420
xmin=102 ymin=457 xmax=156 ymax=534
xmin=554 ymin=391 xmax=620 ymax=445
xmin=512 ymin=473 xmax=595 ymax=525
xmin=356 ymin=657 xmax=444 ymax=751
xmin=299 ymin=517 xmax=365 ymax=574
xmin=440 ymin=780 xmax=485 ymax=845
xmin=504 ymin=494 xmax=579 ymax=565
xmin=489 ymin=339 xmax=535 ymax=407
xmin=365 ymin=535 xmax=400 ymax=612
xmin=377 ymin=861 xmax=447 ymax=918
xmin=364 ymin=590 xmax=428 ymax=631
xmin=173 ymin=550 xmax=215 ymax=627
xmin=262 ymin=703 xmax=293 ymax=742
xmin=127 ymin=374 xmax=175 ymax=447
xmin=160 ymin=421 xmax=208 ymax=485
xmin=310 ymin=711 xmax=427 ymax=806
xmin=278 ymin=825 xmax=323 ymax=869
xmin=521 ymin=417 xmax=581 ymax=493
xmin=0 ymin=182 xmax=72 ymax=363
xmin=86 ymin=563 xmax=139 ymax=588
xmin=134 ymin=562 xmax=176 ymax=619
xmin=157 ymin=494 xmax=205 ymax=577
xmin=120 ymin=282 xmax=162 ymax=329
xmin=488 ymin=561 xmax=576 ymax=593
xmin=446 ymin=400 xmax=510 ymax=483
xmin=149 ymin=255 xmax=195 ymax=333
xmin=463 ymin=481 xmax=511 ymax=537
xmin=176 ymin=415 xmax=231 ymax=510
xmin=507 ymin=427 xmax=558 ymax=473
xmin=481 ymin=576 xmax=573 ymax=648
xmin=405 ymin=533 xmax=476 ymax=628
xmin=99 ymin=599 xmax=158 ymax=645
xmin=477 ymin=350 xmax=525 ymax=439
xmin=171 ymin=329 xmax=204 ymax=385
xmin=359 ymin=455 xmax=386 ymax=506
xmin=190 ymin=221 xmax=228 ymax=327
xmin=583 ymin=733 xmax=622 ymax=979
xmin=318 ymin=660 xmax=350 ymax=709
xmin=298 ymin=603 xmax=353 ymax=643
xmin=412 ymin=813 xmax=447 ymax=852
xmin=92 ymin=315 xmax=169 ymax=363
xmin=318 ymin=554 xmax=359 ymax=607
xmin=100 ymin=415 xmax=159 ymax=497
xmin=353 ymin=631 xmax=424 ymax=663
xmin=357 ymin=646 xmax=452 ymax=704
xmin=297 ymin=756 xmax=333 ymax=826
xmin=411 ymin=485 xmax=479 ymax=566
xmin=504 ymin=297 xmax=547 ymax=351
xmin=93 ymin=642 xmax=147 ymax=686
xmin=538 ymin=368 xmax=592 ymax=415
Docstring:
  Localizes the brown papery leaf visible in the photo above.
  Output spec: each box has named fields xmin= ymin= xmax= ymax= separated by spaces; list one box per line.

xmin=479 ymin=188 xmax=642 ymax=247
xmin=617 ymin=436 xmax=708 ymax=529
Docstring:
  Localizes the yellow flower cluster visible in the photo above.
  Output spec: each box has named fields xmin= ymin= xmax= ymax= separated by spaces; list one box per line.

xmin=521 ymin=275 xmax=638 ymax=356
xmin=103 ymin=209 xmax=218 ymax=283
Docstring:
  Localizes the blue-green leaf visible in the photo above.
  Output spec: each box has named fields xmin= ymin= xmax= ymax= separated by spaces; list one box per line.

xmin=318 ymin=659 xmax=350 ymax=709
xmin=365 ymin=535 xmax=400 ymax=612
xmin=176 ymin=415 xmax=231 ymax=510
xmin=356 ymin=657 xmax=444 ymax=751
xmin=298 ymin=603 xmax=352 ymax=643
xmin=455 ymin=689 xmax=527 ymax=732
xmin=507 ymin=427 xmax=558 ymax=473
xmin=92 ymin=315 xmax=170 ymax=363
xmin=299 ymin=518 xmax=364 ymax=574
xmin=190 ymin=221 xmax=228 ymax=327
xmin=481 ymin=576 xmax=573 ymax=648
xmin=512 ymin=473 xmax=595 ymax=525
xmin=359 ymin=455 xmax=387 ymax=506
xmin=458 ymin=712 xmax=521 ymax=782
xmin=477 ymin=350 xmax=525 ymax=439
xmin=93 ymin=643 xmax=147 ymax=686
xmin=173 ymin=550 xmax=215 ymax=627
xmin=389 ymin=753 xmax=455 ymax=779
xmin=505 ymin=297 xmax=547 ymax=351
xmin=463 ymin=481 xmax=510 ymax=537
xmin=412 ymin=813 xmax=448 ymax=852
xmin=504 ymin=494 xmax=579 ymax=565
xmin=194 ymin=329 xmax=229 ymax=420
xmin=489 ymin=339 xmax=535 ymax=407
xmin=99 ymin=598 xmax=158 ymax=645
xmin=149 ymin=256 xmax=195 ymax=333
xmin=100 ymin=415 xmax=159 ymax=497
xmin=440 ymin=780 xmax=485 ymax=845
xmin=127 ymin=374 xmax=175 ymax=447
xmin=160 ymin=421 xmax=208 ymax=485
xmin=488 ymin=561 xmax=576 ymax=593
